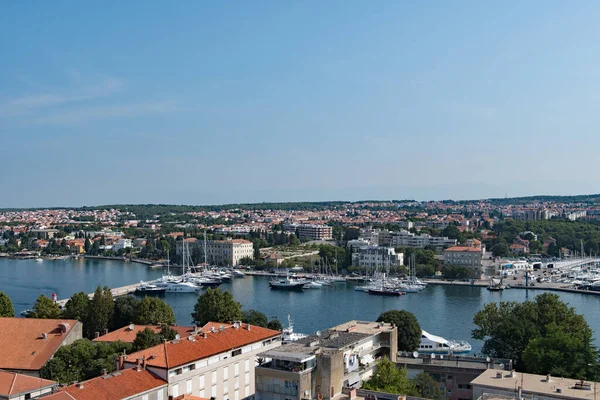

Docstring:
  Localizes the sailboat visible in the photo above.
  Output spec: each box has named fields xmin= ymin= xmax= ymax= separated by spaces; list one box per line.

xmin=156 ymin=240 xmax=201 ymax=293
xmin=367 ymin=253 xmax=403 ymax=296
xmin=487 ymin=277 xmax=506 ymax=291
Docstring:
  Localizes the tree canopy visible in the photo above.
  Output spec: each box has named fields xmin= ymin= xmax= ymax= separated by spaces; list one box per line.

xmin=0 ymin=291 xmax=14 ymax=317
xmin=472 ymin=293 xmax=599 ymax=378
xmin=30 ymin=294 xmax=62 ymax=319
xmin=377 ymin=310 xmax=421 ymax=352
xmin=83 ymin=286 xmax=114 ymax=339
xmin=267 ymin=318 xmax=283 ymax=331
xmin=191 ymin=288 xmax=242 ymax=326
xmin=413 ymin=372 xmax=444 ymax=400
xmin=241 ymin=309 xmax=268 ymax=328
xmin=134 ymin=296 xmax=176 ymax=325
xmin=362 ymin=357 xmax=415 ymax=395
xmin=63 ymin=291 xmax=90 ymax=321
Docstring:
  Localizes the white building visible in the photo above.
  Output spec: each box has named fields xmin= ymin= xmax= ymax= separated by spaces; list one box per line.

xmin=122 ymin=322 xmax=282 ymax=400
xmin=176 ymin=238 xmax=254 ymax=266
xmin=352 ymin=246 xmax=404 ymax=269
xmin=113 ymin=239 xmax=133 ymax=251
xmin=360 ymin=229 xmax=457 ymax=249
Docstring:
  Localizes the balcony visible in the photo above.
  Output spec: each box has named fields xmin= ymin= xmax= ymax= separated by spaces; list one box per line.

xmin=257 ymin=359 xmax=316 ymax=374
xmin=256 ymin=383 xmax=299 ymax=396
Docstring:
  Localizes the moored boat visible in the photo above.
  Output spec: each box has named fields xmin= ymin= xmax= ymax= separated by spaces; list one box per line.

xmin=417 ymin=330 xmax=472 ymax=354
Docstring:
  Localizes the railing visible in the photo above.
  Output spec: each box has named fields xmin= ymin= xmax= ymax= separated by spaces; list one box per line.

xmin=256 ymin=383 xmax=298 ymax=396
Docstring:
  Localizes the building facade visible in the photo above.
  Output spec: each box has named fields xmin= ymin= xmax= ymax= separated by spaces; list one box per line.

xmin=360 ymin=229 xmax=456 ymax=249
xmin=443 ymin=246 xmax=484 ymax=277
xmin=255 ymin=320 xmax=398 ymax=400
xmin=296 ymin=225 xmax=333 ymax=241
xmin=176 ymin=239 xmax=254 ymax=266
xmin=351 ymin=246 xmax=404 ymax=269
xmin=121 ymin=322 xmax=282 ymax=400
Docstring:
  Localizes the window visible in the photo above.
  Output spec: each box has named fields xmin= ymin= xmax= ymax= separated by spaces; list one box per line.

xmin=172 ymin=384 xmax=179 ymax=397
xmin=232 ymin=349 xmax=242 ymax=357
xmin=142 ymin=395 xmax=148 ymax=400
xmin=183 ymin=365 xmax=191 ymax=373
xmin=235 ymin=389 xmax=240 ymax=400
xmin=211 ymin=385 xmax=217 ymax=397
xmin=200 ymin=389 xmax=205 ymax=398
xmin=186 ymin=379 xmax=192 ymax=394
xmin=157 ymin=391 xmax=163 ymax=400
xmin=244 ymin=359 xmax=250 ymax=372
xmin=224 ymin=384 xmax=229 ymax=395
xmin=224 ymin=366 xmax=229 ymax=380
xmin=245 ymin=386 xmax=250 ymax=397
xmin=235 ymin=376 xmax=240 ymax=389
xmin=245 ymin=371 xmax=250 ymax=385
xmin=234 ymin=362 xmax=239 ymax=376
xmin=212 ymin=370 xmax=217 ymax=384
xmin=200 ymin=375 xmax=205 ymax=389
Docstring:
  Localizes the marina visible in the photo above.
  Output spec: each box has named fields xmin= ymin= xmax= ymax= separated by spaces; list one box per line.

xmin=2 ymin=257 xmax=600 ymax=354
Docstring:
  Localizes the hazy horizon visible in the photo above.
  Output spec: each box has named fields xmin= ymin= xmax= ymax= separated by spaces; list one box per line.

xmin=3 ymin=2 xmax=600 ymax=208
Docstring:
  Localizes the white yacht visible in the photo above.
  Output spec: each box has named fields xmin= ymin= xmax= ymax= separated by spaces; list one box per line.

xmin=269 ymin=275 xmax=307 ymax=290
xmin=157 ymin=280 xmax=201 ymax=293
xmin=303 ymin=281 xmax=323 ymax=289
xmin=417 ymin=330 xmax=472 ymax=354
xmin=282 ymin=315 xmax=308 ymax=343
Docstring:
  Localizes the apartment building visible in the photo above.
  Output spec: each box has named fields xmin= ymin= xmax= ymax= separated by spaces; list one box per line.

xmin=443 ymin=246 xmax=484 ymax=277
xmin=176 ymin=239 xmax=254 ymax=266
xmin=255 ymin=320 xmax=397 ymax=400
xmin=121 ymin=321 xmax=282 ymax=400
xmin=296 ymin=224 xmax=333 ymax=241
xmin=114 ymin=239 xmax=133 ymax=251
xmin=0 ymin=318 xmax=83 ymax=377
xmin=351 ymin=246 xmax=403 ymax=269
xmin=360 ymin=229 xmax=456 ymax=249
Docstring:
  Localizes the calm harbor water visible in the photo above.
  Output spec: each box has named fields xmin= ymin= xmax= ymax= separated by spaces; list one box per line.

xmin=2 ymin=257 xmax=600 ymax=354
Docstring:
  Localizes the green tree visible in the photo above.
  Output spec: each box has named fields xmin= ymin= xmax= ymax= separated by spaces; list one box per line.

xmin=362 ymin=357 xmax=416 ymax=395
xmin=241 ymin=309 xmax=268 ymax=327
xmin=133 ymin=327 xmax=162 ymax=351
xmin=30 ymin=294 xmax=62 ymax=319
xmin=110 ymin=296 xmax=140 ymax=330
xmin=416 ymin=264 xmax=435 ymax=278
xmin=442 ymin=265 xmax=473 ymax=280
xmin=63 ymin=291 xmax=90 ymax=321
xmin=442 ymin=225 xmax=461 ymax=240
xmin=159 ymin=324 xmax=178 ymax=341
xmin=412 ymin=372 xmax=443 ymax=400
xmin=472 ymin=293 xmax=598 ymax=375
xmin=84 ymin=286 xmax=114 ymax=339
xmin=0 ymin=291 xmax=14 ymax=317
xmin=491 ymin=243 xmax=509 ymax=257
xmin=377 ymin=310 xmax=421 ymax=352
xmin=267 ymin=318 xmax=283 ymax=331
xmin=134 ymin=297 xmax=176 ymax=325
xmin=191 ymin=288 xmax=242 ymax=326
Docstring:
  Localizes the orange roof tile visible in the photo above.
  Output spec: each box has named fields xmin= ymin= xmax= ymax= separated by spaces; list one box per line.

xmin=93 ymin=325 xmax=195 ymax=343
xmin=0 ymin=370 xmax=56 ymax=397
xmin=0 ymin=318 xmax=80 ymax=371
xmin=42 ymin=392 xmax=76 ymax=400
xmin=123 ymin=322 xmax=280 ymax=369
xmin=60 ymin=368 xmax=166 ymax=400
xmin=175 ymin=395 xmax=210 ymax=400
xmin=444 ymin=246 xmax=482 ymax=253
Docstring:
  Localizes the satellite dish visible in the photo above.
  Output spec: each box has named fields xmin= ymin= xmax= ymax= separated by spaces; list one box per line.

xmin=431 ymin=354 xmax=436 ymax=359
xmin=440 ymin=355 xmax=444 ymax=359
xmin=486 ymin=357 xmax=491 ymax=362
xmin=175 ymin=334 xmax=181 ymax=340
xmin=412 ymin=351 xmax=419 ymax=358
xmin=129 ymin=324 xmax=135 ymax=331
xmin=316 ymin=331 xmax=321 ymax=337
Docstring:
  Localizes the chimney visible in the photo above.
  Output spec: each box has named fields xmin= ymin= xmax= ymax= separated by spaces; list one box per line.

xmin=76 ymin=383 xmax=84 ymax=389
xmin=142 ymin=356 xmax=146 ymax=370
xmin=94 ymin=332 xmax=100 ymax=339
xmin=246 ymin=323 xmax=251 ymax=331
xmin=136 ymin=357 xmax=143 ymax=366
xmin=546 ymin=374 xmax=552 ymax=382
xmin=102 ymin=369 xmax=107 ymax=376
xmin=496 ymin=372 xmax=503 ymax=379
xmin=103 ymin=328 xmax=109 ymax=336
xmin=117 ymin=355 xmax=125 ymax=371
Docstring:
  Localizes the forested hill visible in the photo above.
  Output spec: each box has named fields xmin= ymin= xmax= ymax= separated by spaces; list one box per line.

xmin=487 ymin=194 xmax=600 ymax=206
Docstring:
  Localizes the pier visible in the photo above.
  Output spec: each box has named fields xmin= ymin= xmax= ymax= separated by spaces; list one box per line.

xmin=55 ymin=282 xmax=144 ymax=307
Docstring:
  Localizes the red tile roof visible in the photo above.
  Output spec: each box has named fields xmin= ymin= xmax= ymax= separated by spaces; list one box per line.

xmin=123 ymin=322 xmax=280 ymax=369
xmin=41 ymin=392 xmax=76 ymax=400
xmin=93 ymin=325 xmax=195 ymax=343
xmin=60 ymin=368 xmax=166 ymax=400
xmin=0 ymin=318 xmax=80 ymax=371
xmin=444 ymin=246 xmax=482 ymax=253
xmin=0 ymin=370 xmax=56 ymax=397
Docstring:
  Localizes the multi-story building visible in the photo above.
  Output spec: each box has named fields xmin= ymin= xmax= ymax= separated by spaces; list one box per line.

xmin=351 ymin=246 xmax=403 ymax=269
xmin=471 ymin=369 xmax=600 ymax=400
xmin=121 ymin=321 xmax=281 ymax=400
xmin=296 ymin=224 xmax=333 ymax=241
xmin=176 ymin=238 xmax=254 ymax=266
xmin=360 ymin=229 xmax=456 ymax=249
xmin=113 ymin=239 xmax=133 ymax=251
xmin=0 ymin=318 xmax=83 ymax=377
xmin=396 ymin=354 xmax=510 ymax=400
xmin=255 ymin=320 xmax=398 ymax=400
xmin=443 ymin=246 xmax=484 ymax=277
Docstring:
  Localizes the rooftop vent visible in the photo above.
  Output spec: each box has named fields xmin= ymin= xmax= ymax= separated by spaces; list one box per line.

xmin=188 ymin=335 xmax=195 ymax=342
xmin=557 ymin=388 xmax=563 ymax=394
xmin=574 ymin=381 xmax=592 ymax=391
xmin=58 ymin=322 xmax=70 ymax=333
xmin=546 ymin=375 xmax=552 ymax=383
xmin=246 ymin=323 xmax=251 ymax=331
xmin=128 ymin=324 xmax=135 ymax=331
xmin=76 ymin=383 xmax=84 ymax=389
xmin=509 ymin=370 xmax=516 ymax=378
xmin=496 ymin=372 xmax=503 ymax=379
xmin=210 ymin=327 xmax=215 ymax=332
xmin=41 ymin=332 xmax=47 ymax=340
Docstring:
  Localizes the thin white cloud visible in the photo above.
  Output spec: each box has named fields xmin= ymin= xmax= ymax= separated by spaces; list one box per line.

xmin=28 ymin=100 xmax=179 ymax=126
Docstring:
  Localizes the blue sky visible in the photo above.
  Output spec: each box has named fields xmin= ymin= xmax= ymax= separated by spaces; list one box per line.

xmin=2 ymin=1 xmax=600 ymax=207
